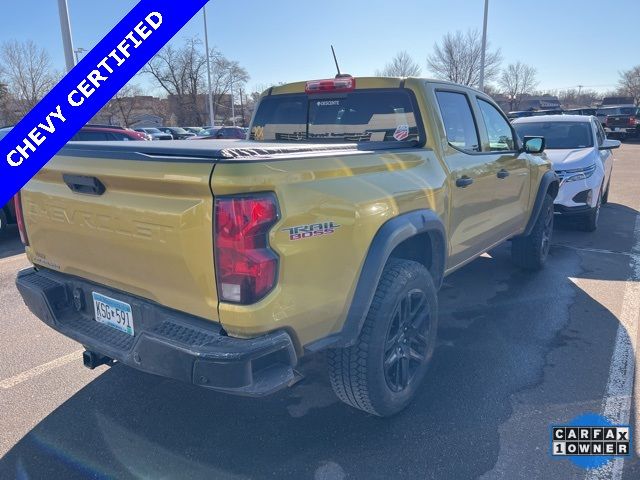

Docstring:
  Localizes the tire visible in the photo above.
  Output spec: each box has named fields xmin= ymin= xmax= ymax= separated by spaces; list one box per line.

xmin=327 ymin=259 xmax=438 ymax=417
xmin=578 ymin=190 xmax=602 ymax=232
xmin=511 ymin=193 xmax=554 ymax=270
xmin=0 ymin=209 xmax=7 ymax=235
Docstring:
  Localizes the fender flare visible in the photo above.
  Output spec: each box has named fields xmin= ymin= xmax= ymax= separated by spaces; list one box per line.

xmin=519 ymin=170 xmax=559 ymax=237
xmin=305 ymin=209 xmax=446 ymax=352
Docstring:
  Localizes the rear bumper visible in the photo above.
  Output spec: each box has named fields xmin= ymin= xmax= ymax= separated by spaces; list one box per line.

xmin=606 ymin=126 xmax=639 ymax=135
xmin=16 ymin=268 xmax=298 ymax=396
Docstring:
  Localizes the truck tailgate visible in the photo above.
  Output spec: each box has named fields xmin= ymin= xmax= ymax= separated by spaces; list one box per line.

xmin=21 ymin=150 xmax=218 ymax=321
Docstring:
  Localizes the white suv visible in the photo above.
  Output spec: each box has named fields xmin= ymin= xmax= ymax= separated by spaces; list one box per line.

xmin=513 ymin=115 xmax=620 ymax=231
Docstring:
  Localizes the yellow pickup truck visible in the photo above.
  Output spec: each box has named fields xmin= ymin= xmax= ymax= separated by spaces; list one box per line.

xmin=15 ymin=76 xmax=558 ymax=416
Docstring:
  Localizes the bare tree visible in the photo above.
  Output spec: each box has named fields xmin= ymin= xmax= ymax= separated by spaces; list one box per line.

xmin=98 ymin=84 xmax=144 ymax=127
xmin=210 ymin=58 xmax=248 ymax=123
xmin=376 ymin=51 xmax=421 ymax=77
xmin=498 ymin=62 xmax=538 ymax=110
xmin=557 ymin=88 xmax=602 ymax=108
xmin=142 ymin=37 xmax=249 ymax=125
xmin=0 ymin=40 xmax=58 ymax=117
xmin=427 ymin=29 xmax=501 ymax=87
xmin=142 ymin=39 xmax=208 ymax=125
xmin=618 ymin=65 xmax=640 ymax=106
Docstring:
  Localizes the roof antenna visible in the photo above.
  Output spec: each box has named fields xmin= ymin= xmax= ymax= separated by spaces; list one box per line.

xmin=331 ymin=45 xmax=350 ymax=78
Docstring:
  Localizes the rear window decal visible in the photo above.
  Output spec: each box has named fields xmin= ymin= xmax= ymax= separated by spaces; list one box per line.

xmin=393 ymin=124 xmax=409 ymax=141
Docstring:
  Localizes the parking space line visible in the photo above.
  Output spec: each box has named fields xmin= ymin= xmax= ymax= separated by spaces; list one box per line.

xmin=0 ymin=349 xmax=84 ymax=389
xmin=585 ymin=211 xmax=640 ymax=480
xmin=552 ymin=244 xmax=633 ymax=257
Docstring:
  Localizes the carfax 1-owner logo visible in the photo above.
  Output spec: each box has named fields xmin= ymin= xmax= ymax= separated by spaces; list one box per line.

xmin=551 ymin=413 xmax=632 ymax=470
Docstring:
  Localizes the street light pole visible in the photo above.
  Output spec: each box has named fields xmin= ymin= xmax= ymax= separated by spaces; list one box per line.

xmin=230 ymin=77 xmax=235 ymax=126
xmin=57 ymin=0 xmax=76 ymax=72
xmin=479 ymin=0 xmax=489 ymax=91
xmin=74 ymin=47 xmax=86 ymax=64
xmin=203 ymin=5 xmax=215 ymax=128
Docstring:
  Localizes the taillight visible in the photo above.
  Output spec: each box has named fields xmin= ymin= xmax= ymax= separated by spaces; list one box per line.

xmin=13 ymin=192 xmax=29 ymax=246
xmin=305 ymin=76 xmax=355 ymax=94
xmin=214 ymin=193 xmax=279 ymax=304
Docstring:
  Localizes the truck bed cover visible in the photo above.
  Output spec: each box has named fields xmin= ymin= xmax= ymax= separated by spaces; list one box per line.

xmin=60 ymin=139 xmax=364 ymax=162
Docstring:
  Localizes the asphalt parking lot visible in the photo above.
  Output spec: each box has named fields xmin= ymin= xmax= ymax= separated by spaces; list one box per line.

xmin=0 ymin=142 xmax=639 ymax=480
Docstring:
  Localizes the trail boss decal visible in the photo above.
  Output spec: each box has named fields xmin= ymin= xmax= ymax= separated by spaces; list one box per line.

xmin=282 ymin=221 xmax=340 ymax=241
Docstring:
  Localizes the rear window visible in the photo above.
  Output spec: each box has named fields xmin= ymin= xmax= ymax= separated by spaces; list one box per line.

xmin=250 ymin=90 xmax=422 ymax=145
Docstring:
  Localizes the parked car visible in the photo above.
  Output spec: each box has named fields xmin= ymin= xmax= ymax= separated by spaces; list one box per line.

xmin=195 ymin=126 xmax=246 ymax=140
xmin=15 ymin=76 xmax=558 ymax=416
xmin=158 ymin=127 xmax=196 ymax=139
xmin=508 ymin=110 xmax=535 ymax=120
xmin=596 ymin=105 xmax=636 ymax=129
xmin=71 ymin=126 xmax=148 ymax=141
xmin=564 ymin=108 xmax=597 ymax=116
xmin=531 ymin=109 xmax=565 ymax=116
xmin=134 ymin=127 xmax=173 ymax=140
xmin=513 ymin=115 xmax=619 ymax=231
xmin=0 ymin=127 xmax=16 ymax=234
xmin=194 ymin=126 xmax=221 ymax=137
xmin=605 ymin=107 xmax=640 ymax=140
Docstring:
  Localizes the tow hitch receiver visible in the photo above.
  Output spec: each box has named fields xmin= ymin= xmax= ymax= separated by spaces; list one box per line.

xmin=82 ymin=350 xmax=113 ymax=370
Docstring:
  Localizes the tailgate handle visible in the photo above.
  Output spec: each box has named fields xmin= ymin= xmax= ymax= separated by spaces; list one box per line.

xmin=63 ymin=174 xmax=106 ymax=196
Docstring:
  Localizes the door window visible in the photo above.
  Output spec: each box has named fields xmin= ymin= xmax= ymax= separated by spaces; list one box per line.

xmin=435 ymin=91 xmax=480 ymax=153
xmin=476 ymin=98 xmax=515 ymax=151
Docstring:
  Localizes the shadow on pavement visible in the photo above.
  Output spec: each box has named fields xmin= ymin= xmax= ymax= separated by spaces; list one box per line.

xmin=0 ymin=226 xmax=24 ymax=260
xmin=0 ymin=204 xmax=637 ymax=479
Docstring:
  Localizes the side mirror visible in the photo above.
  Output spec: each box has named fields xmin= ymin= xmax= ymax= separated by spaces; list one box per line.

xmin=599 ymin=139 xmax=621 ymax=150
xmin=523 ymin=136 xmax=545 ymax=154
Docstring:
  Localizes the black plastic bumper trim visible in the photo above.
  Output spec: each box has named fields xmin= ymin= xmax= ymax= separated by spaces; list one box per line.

xmin=16 ymin=268 xmax=298 ymax=397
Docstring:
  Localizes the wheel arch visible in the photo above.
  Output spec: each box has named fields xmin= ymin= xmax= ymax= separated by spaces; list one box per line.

xmin=305 ymin=209 xmax=446 ymax=352
xmin=519 ymin=170 xmax=559 ymax=238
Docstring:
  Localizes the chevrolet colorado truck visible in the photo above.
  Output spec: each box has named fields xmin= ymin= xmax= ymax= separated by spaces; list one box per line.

xmin=15 ymin=77 xmax=558 ymax=416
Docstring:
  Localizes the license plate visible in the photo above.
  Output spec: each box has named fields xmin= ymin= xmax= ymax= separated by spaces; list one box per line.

xmin=92 ymin=292 xmax=134 ymax=336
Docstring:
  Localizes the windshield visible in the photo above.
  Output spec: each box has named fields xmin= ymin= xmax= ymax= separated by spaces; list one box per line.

xmin=514 ymin=121 xmax=594 ymax=149
xmin=250 ymin=90 xmax=422 ymax=145
xmin=0 ymin=128 xmax=11 ymax=140
xmin=146 ymin=128 xmax=161 ymax=133
xmin=170 ymin=127 xmax=188 ymax=134
xmin=199 ymin=128 xmax=220 ymax=136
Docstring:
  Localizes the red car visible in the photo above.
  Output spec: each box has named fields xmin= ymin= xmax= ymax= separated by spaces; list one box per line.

xmin=193 ymin=126 xmax=247 ymax=140
xmin=71 ymin=125 xmax=148 ymax=141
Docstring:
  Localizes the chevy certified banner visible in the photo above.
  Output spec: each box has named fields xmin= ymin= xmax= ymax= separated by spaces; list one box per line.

xmin=0 ymin=0 xmax=209 ymax=207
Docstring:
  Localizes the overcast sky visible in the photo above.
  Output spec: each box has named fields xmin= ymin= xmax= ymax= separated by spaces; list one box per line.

xmin=0 ymin=0 xmax=637 ymax=95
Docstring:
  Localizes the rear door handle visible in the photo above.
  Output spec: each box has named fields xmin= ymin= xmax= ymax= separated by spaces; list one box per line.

xmin=497 ymin=169 xmax=510 ymax=179
xmin=455 ymin=176 xmax=474 ymax=188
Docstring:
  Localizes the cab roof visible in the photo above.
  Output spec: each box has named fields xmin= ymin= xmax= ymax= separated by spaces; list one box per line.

xmin=267 ymin=76 xmax=486 ymax=96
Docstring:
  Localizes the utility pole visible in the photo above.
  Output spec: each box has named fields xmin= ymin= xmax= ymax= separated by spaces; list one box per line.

xmin=479 ymin=0 xmax=489 ymax=91
xmin=57 ymin=0 xmax=76 ymax=71
xmin=203 ymin=5 xmax=215 ymax=127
